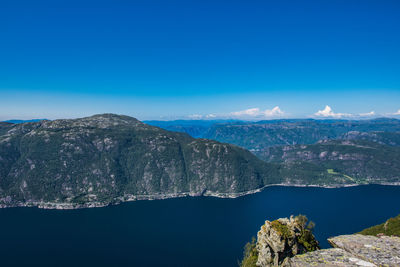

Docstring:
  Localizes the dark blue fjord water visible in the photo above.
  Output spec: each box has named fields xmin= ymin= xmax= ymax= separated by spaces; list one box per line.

xmin=0 ymin=185 xmax=400 ymax=267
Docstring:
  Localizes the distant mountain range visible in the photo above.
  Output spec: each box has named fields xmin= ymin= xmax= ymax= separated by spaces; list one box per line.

xmin=1 ymin=115 xmax=399 ymax=209
xmin=148 ymin=118 xmax=400 ymax=186
xmin=145 ymin=119 xmax=238 ymax=138
xmin=147 ymin=118 xmax=400 ymax=149
xmin=3 ymin=119 xmax=48 ymax=124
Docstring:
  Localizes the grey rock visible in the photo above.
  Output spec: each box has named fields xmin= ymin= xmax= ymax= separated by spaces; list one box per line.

xmin=286 ymin=248 xmax=377 ymax=266
xmin=287 ymin=234 xmax=400 ymax=266
xmin=328 ymin=234 xmax=400 ymax=267
xmin=255 ymin=216 xmax=319 ymax=266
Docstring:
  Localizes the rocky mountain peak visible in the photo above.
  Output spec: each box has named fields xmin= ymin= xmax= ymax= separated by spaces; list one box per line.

xmin=41 ymin=114 xmax=143 ymax=129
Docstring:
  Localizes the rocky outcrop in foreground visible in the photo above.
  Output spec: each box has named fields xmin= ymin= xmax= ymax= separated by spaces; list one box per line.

xmin=241 ymin=216 xmax=400 ymax=266
xmin=287 ymin=247 xmax=376 ymax=266
xmin=255 ymin=215 xmax=319 ymax=266
xmin=287 ymin=234 xmax=400 ymax=266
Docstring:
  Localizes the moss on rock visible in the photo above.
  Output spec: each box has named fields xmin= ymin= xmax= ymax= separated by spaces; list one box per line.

xmin=270 ymin=220 xmax=291 ymax=240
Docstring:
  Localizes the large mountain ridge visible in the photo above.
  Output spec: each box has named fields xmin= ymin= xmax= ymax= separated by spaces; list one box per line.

xmin=0 ymin=114 xmax=282 ymax=208
xmin=1 ymin=114 xmax=399 ymax=209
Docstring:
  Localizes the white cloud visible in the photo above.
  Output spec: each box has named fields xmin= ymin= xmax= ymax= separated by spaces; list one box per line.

xmin=382 ymin=109 xmax=400 ymax=117
xmin=205 ymin=114 xmax=216 ymax=118
xmin=314 ymin=106 xmax=379 ymax=119
xmin=230 ymin=106 xmax=284 ymax=118
xmin=359 ymin=111 xmax=375 ymax=117
xmin=185 ymin=107 xmax=383 ymax=120
xmin=186 ymin=113 xmax=217 ymax=120
xmin=231 ymin=108 xmax=261 ymax=116
xmin=187 ymin=114 xmax=203 ymax=119
xmin=314 ymin=105 xmax=351 ymax=118
xmin=264 ymin=106 xmax=284 ymax=117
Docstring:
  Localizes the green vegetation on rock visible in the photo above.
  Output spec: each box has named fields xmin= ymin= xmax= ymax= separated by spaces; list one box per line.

xmin=270 ymin=220 xmax=291 ymax=239
xmin=239 ymin=237 xmax=258 ymax=267
xmin=295 ymin=215 xmax=319 ymax=252
xmin=358 ymin=214 xmax=400 ymax=237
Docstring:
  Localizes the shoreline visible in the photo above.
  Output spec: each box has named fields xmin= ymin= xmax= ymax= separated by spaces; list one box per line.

xmin=1 ymin=182 xmax=400 ymax=210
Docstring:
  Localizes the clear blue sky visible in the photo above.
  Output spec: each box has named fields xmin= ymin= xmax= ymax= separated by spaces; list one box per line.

xmin=1 ymin=0 xmax=399 ymax=120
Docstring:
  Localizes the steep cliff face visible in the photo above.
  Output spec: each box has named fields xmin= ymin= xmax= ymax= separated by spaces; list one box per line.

xmin=0 ymin=114 xmax=280 ymax=208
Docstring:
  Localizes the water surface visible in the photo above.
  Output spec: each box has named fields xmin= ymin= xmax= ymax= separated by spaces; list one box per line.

xmin=0 ymin=185 xmax=399 ymax=266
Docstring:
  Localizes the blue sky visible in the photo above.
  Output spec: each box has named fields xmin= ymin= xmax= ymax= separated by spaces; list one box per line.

xmin=1 ymin=0 xmax=400 ymax=120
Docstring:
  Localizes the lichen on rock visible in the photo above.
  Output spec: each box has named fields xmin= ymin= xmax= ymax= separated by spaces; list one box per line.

xmin=286 ymin=248 xmax=377 ymax=266
xmin=328 ymin=234 xmax=400 ymax=267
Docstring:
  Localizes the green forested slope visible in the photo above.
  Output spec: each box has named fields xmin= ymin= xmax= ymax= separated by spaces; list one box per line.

xmin=0 ymin=114 xmax=280 ymax=207
xmin=260 ymin=140 xmax=400 ymax=184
